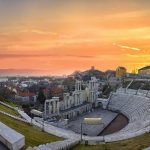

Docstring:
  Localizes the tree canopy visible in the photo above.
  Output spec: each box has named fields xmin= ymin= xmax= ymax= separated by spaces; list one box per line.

xmin=37 ymin=88 xmax=46 ymax=105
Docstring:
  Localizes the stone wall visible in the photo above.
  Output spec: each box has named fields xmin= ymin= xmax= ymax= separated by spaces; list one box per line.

xmin=0 ymin=122 xmax=25 ymax=150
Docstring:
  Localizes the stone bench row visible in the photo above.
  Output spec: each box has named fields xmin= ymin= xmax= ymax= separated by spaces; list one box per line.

xmin=105 ymin=92 xmax=150 ymax=142
xmin=0 ymin=101 xmax=33 ymax=124
xmin=0 ymin=110 xmax=28 ymax=123
xmin=117 ymin=88 xmax=150 ymax=98
xmin=108 ymin=93 xmax=150 ymax=122
xmin=105 ymin=124 xmax=150 ymax=143
xmin=6 ymin=91 xmax=150 ymax=148
xmin=0 ymin=101 xmax=17 ymax=111
xmin=119 ymin=98 xmax=150 ymax=123
xmin=17 ymin=110 xmax=32 ymax=123
xmin=27 ymin=139 xmax=80 ymax=150
xmin=76 ymin=92 xmax=150 ymax=143
xmin=118 ymin=120 xmax=150 ymax=134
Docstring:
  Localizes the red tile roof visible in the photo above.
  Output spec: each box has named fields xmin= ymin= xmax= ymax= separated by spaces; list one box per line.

xmin=17 ymin=91 xmax=36 ymax=97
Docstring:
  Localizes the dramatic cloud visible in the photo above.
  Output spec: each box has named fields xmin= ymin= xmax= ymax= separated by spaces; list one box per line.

xmin=113 ymin=43 xmax=141 ymax=51
xmin=0 ymin=0 xmax=150 ymax=75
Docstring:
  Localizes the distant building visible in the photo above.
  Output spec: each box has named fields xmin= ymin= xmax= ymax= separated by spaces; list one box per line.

xmin=91 ymin=66 xmax=95 ymax=71
xmin=0 ymin=77 xmax=8 ymax=86
xmin=138 ymin=66 xmax=150 ymax=77
xmin=116 ymin=66 xmax=127 ymax=77
xmin=105 ymin=70 xmax=115 ymax=79
xmin=15 ymin=91 xmax=37 ymax=104
xmin=0 ymin=77 xmax=8 ymax=82
xmin=44 ymin=77 xmax=99 ymax=119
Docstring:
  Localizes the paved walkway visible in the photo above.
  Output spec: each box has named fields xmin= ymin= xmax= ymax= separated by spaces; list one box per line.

xmin=68 ymin=109 xmax=118 ymax=136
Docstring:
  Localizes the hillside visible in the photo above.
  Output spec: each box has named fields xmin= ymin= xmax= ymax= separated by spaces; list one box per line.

xmin=71 ymin=68 xmax=105 ymax=81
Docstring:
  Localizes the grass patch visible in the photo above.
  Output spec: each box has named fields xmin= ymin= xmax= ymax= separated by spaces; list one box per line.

xmin=3 ymin=101 xmax=17 ymax=108
xmin=0 ymin=113 xmax=63 ymax=150
xmin=0 ymin=104 xmax=18 ymax=116
xmin=71 ymin=133 xmax=150 ymax=150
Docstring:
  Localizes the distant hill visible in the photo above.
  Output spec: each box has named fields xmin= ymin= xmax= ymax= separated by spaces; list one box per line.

xmin=0 ymin=69 xmax=43 ymax=76
xmin=71 ymin=68 xmax=105 ymax=81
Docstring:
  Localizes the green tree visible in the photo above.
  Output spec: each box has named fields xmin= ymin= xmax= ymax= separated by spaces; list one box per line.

xmin=0 ymin=87 xmax=14 ymax=101
xmin=37 ymin=89 xmax=46 ymax=105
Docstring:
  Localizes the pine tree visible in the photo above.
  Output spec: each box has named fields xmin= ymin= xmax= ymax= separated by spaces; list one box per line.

xmin=37 ymin=88 xmax=46 ymax=105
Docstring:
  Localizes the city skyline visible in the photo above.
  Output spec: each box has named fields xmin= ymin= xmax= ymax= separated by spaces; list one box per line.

xmin=0 ymin=0 xmax=150 ymax=75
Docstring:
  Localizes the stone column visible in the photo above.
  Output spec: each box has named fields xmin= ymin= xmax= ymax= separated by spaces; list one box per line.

xmin=49 ymin=102 xmax=52 ymax=115
xmin=57 ymin=100 xmax=59 ymax=114
xmin=93 ymin=92 xmax=95 ymax=102
xmin=91 ymin=92 xmax=94 ymax=102
xmin=77 ymin=94 xmax=79 ymax=105
xmin=53 ymin=100 xmax=56 ymax=114
xmin=66 ymin=98 xmax=68 ymax=108
xmin=79 ymin=82 xmax=81 ymax=91
xmin=44 ymin=101 xmax=47 ymax=116
xmin=68 ymin=98 xmax=70 ymax=108
xmin=49 ymin=101 xmax=53 ymax=114
xmin=76 ymin=94 xmax=78 ymax=105
xmin=80 ymin=93 xmax=83 ymax=104
xmin=74 ymin=94 xmax=77 ymax=106
xmin=74 ymin=94 xmax=75 ymax=106
xmin=51 ymin=101 xmax=53 ymax=114
xmin=65 ymin=99 xmax=67 ymax=109
xmin=68 ymin=98 xmax=69 ymax=108
xmin=79 ymin=93 xmax=82 ymax=104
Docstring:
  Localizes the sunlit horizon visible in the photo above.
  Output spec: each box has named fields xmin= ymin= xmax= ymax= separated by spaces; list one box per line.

xmin=0 ymin=0 xmax=150 ymax=76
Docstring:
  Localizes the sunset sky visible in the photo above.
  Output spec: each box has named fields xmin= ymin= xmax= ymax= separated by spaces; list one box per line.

xmin=0 ymin=0 xmax=150 ymax=75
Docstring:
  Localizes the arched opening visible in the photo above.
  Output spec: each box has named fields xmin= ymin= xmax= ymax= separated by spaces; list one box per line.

xmin=98 ymin=102 xmax=103 ymax=108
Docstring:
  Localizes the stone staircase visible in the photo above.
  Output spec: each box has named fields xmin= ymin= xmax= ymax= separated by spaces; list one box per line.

xmin=27 ymin=139 xmax=79 ymax=150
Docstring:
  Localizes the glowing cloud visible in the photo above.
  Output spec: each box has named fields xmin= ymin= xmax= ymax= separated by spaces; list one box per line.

xmin=0 ymin=0 xmax=150 ymax=75
xmin=113 ymin=43 xmax=141 ymax=51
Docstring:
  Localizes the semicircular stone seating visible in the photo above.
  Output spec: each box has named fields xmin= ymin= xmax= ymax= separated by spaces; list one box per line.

xmin=23 ymin=91 xmax=150 ymax=147
xmin=103 ymin=92 xmax=150 ymax=142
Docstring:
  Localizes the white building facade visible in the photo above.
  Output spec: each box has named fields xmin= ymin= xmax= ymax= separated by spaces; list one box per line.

xmin=44 ymin=77 xmax=98 ymax=120
xmin=138 ymin=66 xmax=150 ymax=77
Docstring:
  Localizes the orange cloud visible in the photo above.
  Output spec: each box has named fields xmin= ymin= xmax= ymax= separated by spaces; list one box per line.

xmin=0 ymin=1 xmax=150 ymax=75
xmin=113 ymin=43 xmax=141 ymax=51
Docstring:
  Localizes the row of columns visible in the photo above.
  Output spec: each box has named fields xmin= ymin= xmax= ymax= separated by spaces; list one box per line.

xmin=75 ymin=81 xmax=82 ymax=91
xmin=44 ymin=97 xmax=59 ymax=116
xmin=74 ymin=92 xmax=82 ymax=106
xmin=64 ymin=92 xmax=82 ymax=110
xmin=89 ymin=77 xmax=98 ymax=103
xmin=89 ymin=80 xmax=97 ymax=90
xmin=89 ymin=91 xmax=96 ymax=103
xmin=45 ymin=78 xmax=98 ymax=117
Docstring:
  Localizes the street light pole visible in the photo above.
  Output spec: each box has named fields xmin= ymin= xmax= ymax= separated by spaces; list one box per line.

xmin=80 ymin=118 xmax=102 ymax=144
xmin=42 ymin=114 xmax=45 ymax=132
xmin=81 ymin=123 xmax=83 ymax=142
xmin=136 ymin=83 xmax=144 ymax=95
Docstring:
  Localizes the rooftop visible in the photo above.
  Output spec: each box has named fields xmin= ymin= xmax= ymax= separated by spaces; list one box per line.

xmin=17 ymin=91 xmax=36 ymax=97
xmin=117 ymin=66 xmax=126 ymax=70
xmin=139 ymin=66 xmax=150 ymax=71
